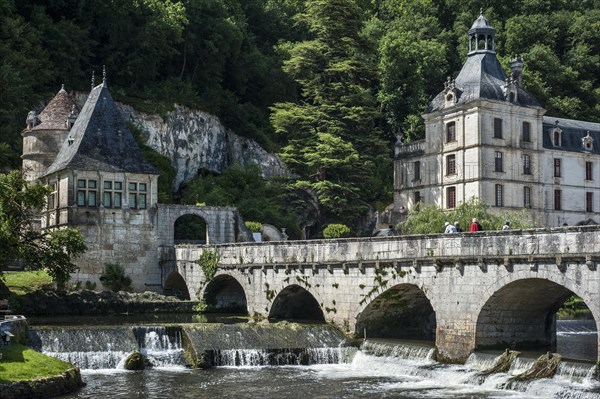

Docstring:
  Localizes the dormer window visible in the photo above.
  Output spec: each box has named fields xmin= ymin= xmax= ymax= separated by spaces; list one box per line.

xmin=553 ymin=130 xmax=561 ymax=147
xmin=550 ymin=121 xmax=562 ymax=147
xmin=582 ymin=131 xmax=593 ymax=151
xmin=443 ymin=77 xmax=458 ymax=107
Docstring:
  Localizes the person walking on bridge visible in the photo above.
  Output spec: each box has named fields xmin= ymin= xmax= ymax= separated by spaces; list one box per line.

xmin=469 ymin=218 xmax=480 ymax=232
xmin=444 ymin=222 xmax=457 ymax=233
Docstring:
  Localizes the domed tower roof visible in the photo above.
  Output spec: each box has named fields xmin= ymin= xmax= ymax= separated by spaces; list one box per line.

xmin=469 ymin=10 xmax=495 ymax=35
xmin=29 ymin=85 xmax=79 ymax=132
xmin=425 ymin=11 xmax=541 ymax=114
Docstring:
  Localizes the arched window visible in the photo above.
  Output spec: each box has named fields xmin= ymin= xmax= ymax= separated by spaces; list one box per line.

xmin=553 ymin=130 xmax=561 ymax=146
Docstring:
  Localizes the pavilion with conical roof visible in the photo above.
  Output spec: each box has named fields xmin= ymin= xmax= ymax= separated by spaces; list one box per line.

xmin=21 ymin=85 xmax=80 ymax=181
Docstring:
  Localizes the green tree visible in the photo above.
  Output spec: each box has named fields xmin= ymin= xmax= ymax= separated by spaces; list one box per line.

xmin=400 ymin=198 xmax=533 ymax=235
xmin=271 ymin=0 xmax=391 ymax=232
xmin=181 ymin=165 xmax=303 ymax=238
xmin=374 ymin=0 xmax=450 ymax=142
xmin=0 ymin=171 xmax=86 ymax=288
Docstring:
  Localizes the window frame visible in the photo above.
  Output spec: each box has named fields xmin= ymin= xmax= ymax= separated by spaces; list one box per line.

xmin=495 ymin=184 xmax=503 ymax=207
xmin=586 ymin=192 xmax=594 ymax=213
xmin=554 ymin=189 xmax=562 ymax=211
xmin=522 ymin=121 xmax=531 ymax=142
xmin=446 ymin=186 xmax=456 ymax=208
xmin=554 ymin=158 xmax=561 ymax=177
xmin=523 ymin=186 xmax=531 ymax=208
xmin=494 ymin=151 xmax=503 ymax=173
xmin=586 ymin=161 xmax=593 ymax=181
xmin=493 ymin=118 xmax=503 ymax=139
xmin=446 ymin=154 xmax=456 ymax=175
xmin=413 ymin=161 xmax=421 ymax=181
xmin=446 ymin=121 xmax=456 ymax=143
xmin=523 ymin=154 xmax=531 ymax=175
xmin=76 ymin=179 xmax=97 ymax=207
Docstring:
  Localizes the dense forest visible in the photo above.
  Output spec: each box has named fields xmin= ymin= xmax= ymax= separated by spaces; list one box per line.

xmin=1 ymin=0 xmax=600 ymax=238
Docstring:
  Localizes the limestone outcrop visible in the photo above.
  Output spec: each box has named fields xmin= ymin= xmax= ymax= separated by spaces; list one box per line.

xmin=116 ymin=103 xmax=289 ymax=191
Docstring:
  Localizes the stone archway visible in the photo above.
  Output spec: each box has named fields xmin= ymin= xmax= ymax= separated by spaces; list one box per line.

xmin=174 ymin=214 xmax=207 ymax=245
xmin=475 ymin=278 xmax=597 ymax=359
xmin=203 ymin=274 xmax=248 ymax=314
xmin=163 ymin=271 xmax=190 ymax=300
xmin=269 ymin=284 xmax=325 ymax=322
xmin=355 ymin=283 xmax=436 ymax=341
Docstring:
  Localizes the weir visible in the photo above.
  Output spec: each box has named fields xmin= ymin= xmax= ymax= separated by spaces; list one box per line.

xmin=30 ymin=322 xmax=349 ymax=370
xmin=30 ymin=324 xmax=600 ymax=397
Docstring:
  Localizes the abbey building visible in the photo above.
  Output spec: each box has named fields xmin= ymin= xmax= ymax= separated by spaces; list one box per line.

xmin=21 ymin=73 xmax=246 ymax=295
xmin=394 ymin=13 xmax=600 ymax=227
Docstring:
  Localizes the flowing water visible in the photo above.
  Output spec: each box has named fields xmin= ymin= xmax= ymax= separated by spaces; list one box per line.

xmin=29 ymin=319 xmax=600 ymax=399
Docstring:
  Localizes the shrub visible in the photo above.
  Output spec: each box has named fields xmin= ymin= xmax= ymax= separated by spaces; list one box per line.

xmin=245 ymin=221 xmax=262 ymax=233
xmin=99 ymin=262 xmax=132 ymax=292
xmin=323 ymin=224 xmax=351 ymax=238
xmin=196 ymin=250 xmax=220 ymax=282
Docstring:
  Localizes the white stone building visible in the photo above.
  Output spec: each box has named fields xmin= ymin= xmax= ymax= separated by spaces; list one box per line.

xmin=394 ymin=12 xmax=600 ymax=227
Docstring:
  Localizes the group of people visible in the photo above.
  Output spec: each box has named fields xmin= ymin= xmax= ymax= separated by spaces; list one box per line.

xmin=444 ymin=218 xmax=511 ymax=233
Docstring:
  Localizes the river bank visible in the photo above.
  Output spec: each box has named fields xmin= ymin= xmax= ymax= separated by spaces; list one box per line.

xmin=8 ymin=290 xmax=197 ymax=315
xmin=0 ymin=344 xmax=84 ymax=399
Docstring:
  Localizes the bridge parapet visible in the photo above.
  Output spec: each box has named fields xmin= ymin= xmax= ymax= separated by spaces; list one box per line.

xmin=178 ymin=226 xmax=600 ymax=270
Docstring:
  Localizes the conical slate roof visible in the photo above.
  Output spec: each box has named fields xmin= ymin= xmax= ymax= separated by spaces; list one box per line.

xmin=43 ymin=82 xmax=159 ymax=176
xmin=30 ymin=86 xmax=79 ymax=131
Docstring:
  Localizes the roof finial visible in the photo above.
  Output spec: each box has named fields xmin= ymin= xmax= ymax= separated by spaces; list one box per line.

xmin=61 ymin=83 xmax=65 ymax=92
xmin=480 ymin=7 xmax=483 ymax=16
xmin=91 ymin=70 xmax=95 ymax=90
xmin=102 ymin=65 xmax=107 ymax=86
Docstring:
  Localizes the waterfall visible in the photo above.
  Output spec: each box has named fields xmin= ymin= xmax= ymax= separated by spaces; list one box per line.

xmin=360 ymin=339 xmax=436 ymax=361
xmin=212 ymin=347 xmax=356 ymax=367
xmin=133 ymin=326 xmax=186 ymax=368
xmin=30 ymin=327 xmax=138 ymax=370
xmin=465 ymin=352 xmax=504 ymax=371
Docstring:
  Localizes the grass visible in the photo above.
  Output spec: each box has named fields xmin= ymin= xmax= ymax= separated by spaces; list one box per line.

xmin=0 ymin=344 xmax=73 ymax=382
xmin=1 ymin=271 xmax=53 ymax=296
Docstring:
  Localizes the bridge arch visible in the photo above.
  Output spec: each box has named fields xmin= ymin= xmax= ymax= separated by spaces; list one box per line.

xmin=355 ymin=283 xmax=436 ymax=341
xmin=475 ymin=276 xmax=599 ymax=358
xmin=269 ymin=284 xmax=325 ymax=322
xmin=203 ymin=274 xmax=248 ymax=314
xmin=163 ymin=271 xmax=190 ymax=300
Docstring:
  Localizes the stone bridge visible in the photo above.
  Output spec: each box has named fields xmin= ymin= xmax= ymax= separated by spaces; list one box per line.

xmin=174 ymin=226 xmax=600 ymax=362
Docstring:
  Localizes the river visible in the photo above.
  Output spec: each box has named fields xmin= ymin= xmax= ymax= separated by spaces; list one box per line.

xmin=29 ymin=319 xmax=600 ymax=399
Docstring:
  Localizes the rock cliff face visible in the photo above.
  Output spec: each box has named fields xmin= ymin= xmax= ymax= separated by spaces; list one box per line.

xmin=116 ymin=103 xmax=289 ymax=191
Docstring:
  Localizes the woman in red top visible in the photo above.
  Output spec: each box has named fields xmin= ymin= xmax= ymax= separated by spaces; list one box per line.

xmin=469 ymin=218 xmax=479 ymax=232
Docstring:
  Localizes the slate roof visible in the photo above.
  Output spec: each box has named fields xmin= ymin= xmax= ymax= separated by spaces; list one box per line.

xmin=469 ymin=13 xmax=495 ymax=34
xmin=425 ymin=53 xmax=541 ymax=114
xmin=542 ymin=116 xmax=600 ymax=154
xmin=43 ymin=82 xmax=159 ymax=176
xmin=30 ymin=86 xmax=79 ymax=131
